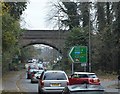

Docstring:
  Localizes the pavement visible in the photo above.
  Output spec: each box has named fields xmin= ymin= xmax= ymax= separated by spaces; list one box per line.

xmin=0 ymin=63 xmax=2 ymax=94
xmin=1 ymin=69 xmax=25 ymax=93
xmin=101 ymin=79 xmax=120 ymax=93
xmin=99 ymin=74 xmax=120 ymax=94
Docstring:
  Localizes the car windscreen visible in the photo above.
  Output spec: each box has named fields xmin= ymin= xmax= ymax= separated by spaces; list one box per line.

xmin=43 ymin=72 xmax=67 ymax=80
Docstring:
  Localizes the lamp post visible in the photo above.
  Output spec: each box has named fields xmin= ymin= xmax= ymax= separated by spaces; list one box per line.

xmin=88 ymin=3 xmax=91 ymax=72
xmin=57 ymin=9 xmax=65 ymax=70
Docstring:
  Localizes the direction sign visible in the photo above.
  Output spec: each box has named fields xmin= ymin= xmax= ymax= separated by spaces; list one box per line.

xmin=69 ymin=46 xmax=88 ymax=63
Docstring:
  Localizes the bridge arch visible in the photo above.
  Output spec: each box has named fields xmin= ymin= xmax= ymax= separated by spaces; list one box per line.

xmin=19 ymin=30 xmax=69 ymax=55
xmin=22 ymin=42 xmax=62 ymax=54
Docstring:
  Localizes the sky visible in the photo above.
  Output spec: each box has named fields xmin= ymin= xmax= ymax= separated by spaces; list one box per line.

xmin=20 ymin=0 xmax=119 ymax=30
xmin=20 ymin=0 xmax=56 ymax=30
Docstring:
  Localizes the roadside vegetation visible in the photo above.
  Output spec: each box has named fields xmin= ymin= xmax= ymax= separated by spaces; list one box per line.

xmin=97 ymin=70 xmax=118 ymax=80
xmin=48 ymin=1 xmax=120 ymax=75
xmin=1 ymin=1 xmax=120 ymax=76
xmin=1 ymin=2 xmax=27 ymax=74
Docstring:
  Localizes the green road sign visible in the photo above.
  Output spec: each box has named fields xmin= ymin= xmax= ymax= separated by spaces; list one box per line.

xmin=69 ymin=46 xmax=88 ymax=63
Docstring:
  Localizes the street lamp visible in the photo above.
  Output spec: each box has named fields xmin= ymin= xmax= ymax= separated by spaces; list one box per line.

xmin=88 ymin=3 xmax=91 ymax=72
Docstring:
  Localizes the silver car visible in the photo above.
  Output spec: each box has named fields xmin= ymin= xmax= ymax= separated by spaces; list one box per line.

xmin=38 ymin=70 xmax=69 ymax=94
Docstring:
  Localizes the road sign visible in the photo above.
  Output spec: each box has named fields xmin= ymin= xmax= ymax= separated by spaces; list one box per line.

xmin=69 ymin=46 xmax=88 ymax=63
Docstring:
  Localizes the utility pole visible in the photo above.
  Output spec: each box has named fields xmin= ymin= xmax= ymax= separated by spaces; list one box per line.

xmin=57 ymin=9 xmax=61 ymax=64
xmin=88 ymin=3 xmax=91 ymax=72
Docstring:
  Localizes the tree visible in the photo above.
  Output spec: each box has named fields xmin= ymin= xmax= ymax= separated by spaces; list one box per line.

xmin=47 ymin=1 xmax=91 ymax=30
xmin=2 ymin=2 xmax=28 ymax=72
xmin=63 ymin=27 xmax=89 ymax=71
xmin=78 ymin=2 xmax=89 ymax=27
xmin=61 ymin=2 xmax=79 ymax=29
xmin=65 ymin=27 xmax=89 ymax=47
xmin=113 ymin=2 xmax=120 ymax=74
xmin=4 ymin=2 xmax=27 ymax=19
xmin=47 ymin=1 xmax=120 ymax=73
xmin=21 ymin=46 xmax=40 ymax=63
xmin=96 ymin=2 xmax=106 ymax=32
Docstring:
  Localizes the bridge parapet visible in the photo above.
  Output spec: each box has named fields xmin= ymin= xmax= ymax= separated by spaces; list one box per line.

xmin=19 ymin=30 xmax=69 ymax=54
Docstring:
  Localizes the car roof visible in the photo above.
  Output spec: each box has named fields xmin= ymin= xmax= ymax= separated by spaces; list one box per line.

xmin=74 ymin=72 xmax=95 ymax=74
xmin=30 ymin=68 xmax=38 ymax=70
xmin=44 ymin=70 xmax=65 ymax=73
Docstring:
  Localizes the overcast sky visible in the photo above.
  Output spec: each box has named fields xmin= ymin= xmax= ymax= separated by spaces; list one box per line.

xmin=20 ymin=0 xmax=56 ymax=30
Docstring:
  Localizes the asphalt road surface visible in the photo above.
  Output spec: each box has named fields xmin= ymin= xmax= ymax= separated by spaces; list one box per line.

xmin=2 ymin=69 xmax=120 ymax=94
xmin=0 ymin=63 xmax=2 ymax=94
xmin=17 ymin=71 xmax=38 ymax=93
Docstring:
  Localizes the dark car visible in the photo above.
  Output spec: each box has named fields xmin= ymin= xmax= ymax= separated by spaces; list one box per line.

xmin=26 ymin=64 xmax=38 ymax=79
xmin=62 ymin=84 xmax=105 ymax=94
xmin=31 ymin=69 xmax=44 ymax=83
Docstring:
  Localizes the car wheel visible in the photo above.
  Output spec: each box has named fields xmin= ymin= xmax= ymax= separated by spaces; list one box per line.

xmin=82 ymin=81 xmax=89 ymax=84
xmin=27 ymin=74 xmax=30 ymax=79
xmin=31 ymin=80 xmax=33 ymax=83
xmin=38 ymin=86 xmax=44 ymax=94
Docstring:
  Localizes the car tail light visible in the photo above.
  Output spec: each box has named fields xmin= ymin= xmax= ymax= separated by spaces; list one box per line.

xmin=97 ymin=79 xmax=100 ymax=84
xmin=90 ymin=78 xmax=100 ymax=83
xmin=31 ymin=73 xmax=34 ymax=77
xmin=98 ymin=79 xmax=100 ymax=82
xmin=67 ymin=81 xmax=69 ymax=85
xmin=28 ymin=72 xmax=31 ymax=74
xmin=28 ymin=67 xmax=30 ymax=71
xmin=90 ymin=79 xmax=94 ymax=83
xmin=40 ymin=80 xmax=44 ymax=87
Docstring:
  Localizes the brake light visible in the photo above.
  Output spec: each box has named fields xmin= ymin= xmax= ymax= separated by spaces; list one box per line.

xmin=90 ymin=79 xmax=94 ymax=82
xmin=28 ymin=67 xmax=30 ymax=71
xmin=67 ymin=81 xmax=69 ymax=85
xmin=31 ymin=73 xmax=34 ymax=77
xmin=90 ymin=78 xmax=100 ymax=83
xmin=97 ymin=79 xmax=100 ymax=83
xmin=40 ymin=80 xmax=44 ymax=87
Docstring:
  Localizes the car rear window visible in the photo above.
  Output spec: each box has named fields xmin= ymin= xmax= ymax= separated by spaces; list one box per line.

xmin=43 ymin=72 xmax=67 ymax=80
xmin=89 ymin=74 xmax=97 ymax=78
xmin=73 ymin=74 xmax=97 ymax=78
xmin=29 ymin=66 xmax=35 ymax=69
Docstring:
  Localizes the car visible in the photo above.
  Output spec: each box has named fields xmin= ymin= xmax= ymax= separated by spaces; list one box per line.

xmin=68 ymin=72 xmax=100 ymax=85
xmin=31 ymin=69 xmax=44 ymax=83
xmin=38 ymin=70 xmax=69 ymax=94
xmin=62 ymin=84 xmax=105 ymax=94
xmin=26 ymin=64 xmax=38 ymax=79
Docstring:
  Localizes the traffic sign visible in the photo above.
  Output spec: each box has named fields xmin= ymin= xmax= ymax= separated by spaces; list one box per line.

xmin=69 ymin=46 xmax=88 ymax=63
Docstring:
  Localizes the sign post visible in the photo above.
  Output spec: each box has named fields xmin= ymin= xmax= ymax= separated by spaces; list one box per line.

xmin=69 ymin=46 xmax=88 ymax=73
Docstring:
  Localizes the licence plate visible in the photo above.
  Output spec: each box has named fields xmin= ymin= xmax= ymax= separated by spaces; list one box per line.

xmin=51 ymin=83 xmax=61 ymax=86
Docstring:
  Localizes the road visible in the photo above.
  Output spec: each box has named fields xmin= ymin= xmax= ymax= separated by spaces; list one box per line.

xmin=101 ymin=80 xmax=119 ymax=93
xmin=0 ymin=63 xmax=2 ymax=94
xmin=17 ymin=71 xmax=38 ymax=93
xmin=2 ymin=69 xmax=120 ymax=94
